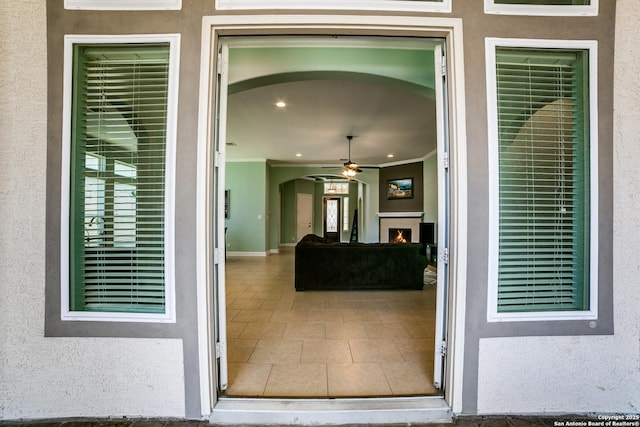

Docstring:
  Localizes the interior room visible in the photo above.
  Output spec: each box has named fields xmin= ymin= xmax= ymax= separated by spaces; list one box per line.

xmin=219 ymin=35 xmax=443 ymax=398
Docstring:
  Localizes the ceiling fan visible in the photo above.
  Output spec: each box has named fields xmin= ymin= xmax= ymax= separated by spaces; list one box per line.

xmin=341 ymin=135 xmax=362 ymax=178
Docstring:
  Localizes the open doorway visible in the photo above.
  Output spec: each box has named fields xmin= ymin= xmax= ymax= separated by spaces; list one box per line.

xmin=216 ymin=34 xmax=449 ymax=400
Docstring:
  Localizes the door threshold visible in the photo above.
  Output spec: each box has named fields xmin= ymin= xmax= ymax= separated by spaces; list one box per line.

xmin=210 ymin=396 xmax=452 ymax=425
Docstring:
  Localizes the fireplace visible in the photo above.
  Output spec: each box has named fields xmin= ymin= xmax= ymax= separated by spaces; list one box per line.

xmin=378 ymin=212 xmax=423 ymax=243
xmin=389 ymin=228 xmax=412 ymax=244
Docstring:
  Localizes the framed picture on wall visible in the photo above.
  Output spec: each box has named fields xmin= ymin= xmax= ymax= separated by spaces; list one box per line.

xmin=387 ymin=178 xmax=413 ymax=200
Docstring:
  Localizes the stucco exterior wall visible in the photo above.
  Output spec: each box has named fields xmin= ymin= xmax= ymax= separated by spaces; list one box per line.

xmin=0 ymin=0 xmax=633 ymax=420
xmin=476 ymin=0 xmax=640 ymax=414
xmin=0 ymin=0 xmax=185 ymax=419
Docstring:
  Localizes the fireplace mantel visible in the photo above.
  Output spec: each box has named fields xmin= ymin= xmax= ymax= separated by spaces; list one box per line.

xmin=377 ymin=212 xmax=423 ymax=218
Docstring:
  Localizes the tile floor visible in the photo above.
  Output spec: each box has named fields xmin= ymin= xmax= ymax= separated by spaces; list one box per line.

xmin=223 ymin=248 xmax=440 ymax=398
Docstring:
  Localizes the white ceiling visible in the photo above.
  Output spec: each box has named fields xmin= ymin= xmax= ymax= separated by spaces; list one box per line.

xmin=223 ymin=37 xmax=440 ymax=168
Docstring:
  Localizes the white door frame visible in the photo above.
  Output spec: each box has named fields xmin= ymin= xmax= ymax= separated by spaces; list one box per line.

xmin=196 ymin=14 xmax=469 ymax=419
xmin=432 ymin=43 xmax=449 ymax=391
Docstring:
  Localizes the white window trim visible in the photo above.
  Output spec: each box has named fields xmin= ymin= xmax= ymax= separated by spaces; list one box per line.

xmin=485 ymin=37 xmax=599 ymax=323
xmin=484 ymin=0 xmax=598 ymax=16
xmin=65 ymin=0 xmax=182 ymax=10
xmin=60 ymin=33 xmax=180 ymax=323
xmin=215 ymin=0 xmax=451 ymax=13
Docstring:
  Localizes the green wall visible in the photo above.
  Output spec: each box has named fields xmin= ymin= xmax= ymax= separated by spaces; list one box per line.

xmin=225 ymin=161 xmax=268 ymax=253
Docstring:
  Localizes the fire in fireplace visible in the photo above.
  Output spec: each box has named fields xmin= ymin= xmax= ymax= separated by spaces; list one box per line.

xmin=389 ymin=228 xmax=412 ymax=244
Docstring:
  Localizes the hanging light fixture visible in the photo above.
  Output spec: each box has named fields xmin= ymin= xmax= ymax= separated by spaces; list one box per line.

xmin=342 ymin=135 xmax=362 ymax=178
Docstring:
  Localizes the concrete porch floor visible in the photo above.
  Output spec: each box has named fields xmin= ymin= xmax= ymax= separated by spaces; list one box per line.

xmin=0 ymin=416 xmax=585 ymax=426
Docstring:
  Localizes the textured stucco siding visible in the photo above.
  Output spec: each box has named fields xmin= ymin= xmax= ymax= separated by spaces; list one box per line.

xmin=476 ymin=0 xmax=640 ymax=414
xmin=0 ymin=0 xmax=185 ymax=420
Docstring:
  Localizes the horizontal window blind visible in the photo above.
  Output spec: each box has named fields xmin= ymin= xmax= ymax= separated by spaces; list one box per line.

xmin=496 ymin=47 xmax=590 ymax=312
xmin=494 ymin=0 xmax=590 ymax=5
xmin=70 ymin=43 xmax=170 ymax=314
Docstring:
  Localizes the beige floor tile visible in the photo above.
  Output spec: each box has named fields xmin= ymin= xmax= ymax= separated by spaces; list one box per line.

xmin=356 ymin=300 xmax=391 ymax=311
xmin=301 ymin=339 xmax=353 ymax=363
xmin=307 ymin=310 xmax=343 ymax=323
xmin=226 ymin=321 xmax=249 ymax=339
xmin=341 ymin=310 xmax=381 ymax=323
xmin=253 ymin=291 xmax=285 ymax=301
xmin=381 ymin=361 xmax=439 ymax=395
xmin=259 ymin=299 xmax=284 ymax=310
xmin=402 ymin=320 xmax=436 ymax=338
xmin=249 ymin=339 xmax=303 ymax=364
xmin=295 ymin=292 xmax=332 ymax=303
xmin=292 ymin=301 xmax=326 ymax=311
xmin=228 ymin=298 xmax=265 ymax=310
xmin=324 ymin=300 xmax=358 ymax=311
xmin=226 ymin=309 xmax=240 ymax=321
xmin=263 ymin=363 xmax=328 ymax=397
xmin=227 ymin=338 xmax=258 ymax=362
xmin=225 ymin=362 xmax=272 ymax=397
xmin=283 ymin=322 xmax=326 ymax=340
xmin=393 ymin=337 xmax=433 ymax=353
xmin=386 ymin=296 xmax=431 ymax=310
xmin=376 ymin=310 xmax=426 ymax=323
xmin=224 ymin=251 xmax=440 ymax=398
xmin=225 ymin=283 xmax=252 ymax=292
xmin=363 ymin=322 xmax=411 ymax=339
xmin=327 ymin=363 xmax=392 ymax=396
xmin=226 ymin=291 xmax=257 ymax=301
xmin=234 ymin=309 xmax=274 ymax=323
xmin=239 ymin=322 xmax=286 ymax=339
xmin=348 ymin=339 xmax=404 ymax=363
xmin=270 ymin=310 xmax=308 ymax=323
xmin=393 ymin=338 xmax=435 ymax=363
xmin=324 ymin=322 xmax=369 ymax=339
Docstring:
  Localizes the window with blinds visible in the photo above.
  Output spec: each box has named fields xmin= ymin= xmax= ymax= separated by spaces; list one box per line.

xmin=484 ymin=0 xmax=597 ymax=15
xmin=494 ymin=0 xmax=590 ymax=4
xmin=487 ymin=41 xmax=597 ymax=318
xmin=64 ymin=0 xmax=182 ymax=10
xmin=68 ymin=42 xmax=174 ymax=316
xmin=215 ymin=0 xmax=450 ymax=13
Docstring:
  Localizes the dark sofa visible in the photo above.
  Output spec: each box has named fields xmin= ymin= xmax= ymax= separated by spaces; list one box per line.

xmin=294 ymin=234 xmax=428 ymax=291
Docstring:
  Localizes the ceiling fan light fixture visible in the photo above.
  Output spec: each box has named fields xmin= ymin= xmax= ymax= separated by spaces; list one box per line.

xmin=341 ymin=135 xmax=361 ymax=178
xmin=342 ymin=168 xmax=357 ymax=178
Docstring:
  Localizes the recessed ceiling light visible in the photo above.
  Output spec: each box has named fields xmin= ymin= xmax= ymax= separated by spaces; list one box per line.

xmin=387 ymin=154 xmax=395 ymax=158
xmin=296 ymin=153 xmax=302 ymax=157
xmin=275 ymin=100 xmax=287 ymax=108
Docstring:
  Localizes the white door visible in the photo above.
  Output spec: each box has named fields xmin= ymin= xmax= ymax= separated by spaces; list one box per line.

xmin=213 ymin=43 xmax=230 ymax=392
xmin=296 ymin=193 xmax=313 ymax=241
xmin=433 ymin=43 xmax=450 ymax=390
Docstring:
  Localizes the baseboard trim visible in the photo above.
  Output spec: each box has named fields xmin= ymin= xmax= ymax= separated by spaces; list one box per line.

xmin=210 ymin=396 xmax=452 ymax=425
xmin=226 ymin=251 xmax=268 ymax=257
